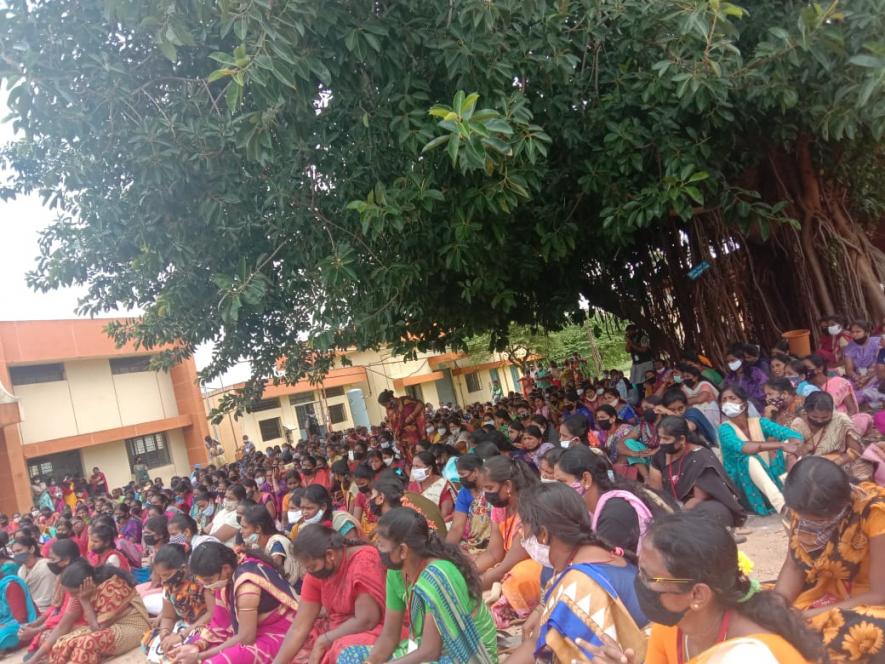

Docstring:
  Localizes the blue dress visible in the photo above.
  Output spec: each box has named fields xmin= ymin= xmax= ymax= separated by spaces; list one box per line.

xmin=0 ymin=573 xmax=37 ymax=650
xmin=718 ymin=417 xmax=802 ymax=515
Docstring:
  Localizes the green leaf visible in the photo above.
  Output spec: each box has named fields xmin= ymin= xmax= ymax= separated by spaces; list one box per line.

xmin=849 ymin=55 xmax=885 ymax=69
xmin=157 ymin=40 xmax=177 ymax=62
xmin=447 ymin=133 xmax=461 ymax=165
xmin=422 ymin=135 xmax=450 ymax=153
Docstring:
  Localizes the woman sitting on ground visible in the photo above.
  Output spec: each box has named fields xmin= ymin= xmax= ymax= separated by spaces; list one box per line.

xmin=18 ymin=539 xmax=82 ymax=661
xmin=555 ymin=445 xmax=674 ymax=558
xmin=168 ymin=513 xmax=218 ymax=553
xmin=406 ymin=451 xmax=457 ymax=521
xmin=12 ymin=534 xmax=55 ymax=613
xmin=843 ymin=318 xmax=881 ymax=388
xmin=298 ymin=485 xmax=363 ymax=539
xmin=368 ymin=471 xmax=447 ymax=535
xmin=342 ymin=507 xmax=498 ymax=664
xmin=648 ymin=416 xmax=745 ymax=530
xmin=591 ymin=511 xmax=825 ymax=664
xmin=47 ymin=559 xmax=150 ymax=664
xmin=776 ymin=457 xmax=885 ymax=663
xmin=762 ymin=377 xmax=804 ymax=428
xmin=88 ymin=522 xmax=130 ymax=570
xmin=474 ymin=456 xmax=541 ymax=628
xmin=173 ymin=541 xmax=298 ymax=664
xmin=446 ymin=453 xmax=493 ymax=555
xmin=273 ymin=525 xmax=386 ymax=664
xmin=141 ymin=544 xmax=209 ymax=662
xmin=803 ymin=353 xmax=874 ymax=436
xmin=207 ymin=485 xmax=244 ymax=546
xmin=718 ymin=386 xmax=802 ymax=516
xmin=789 ymin=391 xmax=864 ymax=470
xmin=0 ymin=558 xmax=36 ymax=653
xmin=507 ymin=482 xmax=648 ymax=664
xmin=594 ymin=405 xmax=644 ymax=480
xmin=239 ymin=505 xmax=300 ymax=586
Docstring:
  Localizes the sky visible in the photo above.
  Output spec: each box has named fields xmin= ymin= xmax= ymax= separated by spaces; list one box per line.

xmin=0 ymin=91 xmax=251 ymax=387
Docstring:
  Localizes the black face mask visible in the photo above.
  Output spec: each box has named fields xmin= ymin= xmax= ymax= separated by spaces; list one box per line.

xmin=855 ymin=336 xmax=869 ymax=346
xmin=682 ymin=379 xmax=696 ymax=388
xmin=143 ymin=534 xmax=157 ymax=546
xmin=461 ymin=478 xmax=477 ymax=490
xmin=369 ymin=501 xmax=383 ymax=517
xmin=379 ymin=550 xmax=403 ymax=571
xmin=357 ymin=485 xmax=371 ymax=494
xmin=633 ymin=575 xmax=689 ymax=626
xmin=642 ymin=408 xmax=657 ymax=424
xmin=309 ymin=563 xmax=336 ymax=580
xmin=659 ymin=442 xmax=681 ymax=455
xmin=484 ymin=490 xmax=509 ymax=508
xmin=47 ymin=561 xmax=65 ymax=575
xmin=56 ymin=531 xmax=71 ymax=539
xmin=597 ymin=420 xmax=613 ymax=431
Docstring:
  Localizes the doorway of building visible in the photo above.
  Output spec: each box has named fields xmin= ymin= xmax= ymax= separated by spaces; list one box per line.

xmin=27 ymin=450 xmax=83 ymax=483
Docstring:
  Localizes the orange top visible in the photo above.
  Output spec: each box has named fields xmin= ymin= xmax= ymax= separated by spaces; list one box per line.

xmin=646 ymin=623 xmax=812 ymax=664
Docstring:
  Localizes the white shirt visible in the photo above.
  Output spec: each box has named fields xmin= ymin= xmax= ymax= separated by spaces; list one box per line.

xmin=208 ymin=508 xmax=240 ymax=546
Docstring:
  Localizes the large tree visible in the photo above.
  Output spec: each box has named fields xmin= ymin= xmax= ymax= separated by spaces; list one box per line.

xmin=1 ymin=0 xmax=883 ymax=412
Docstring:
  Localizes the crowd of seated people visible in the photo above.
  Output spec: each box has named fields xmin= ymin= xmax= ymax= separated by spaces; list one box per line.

xmin=0 ymin=320 xmax=881 ymax=663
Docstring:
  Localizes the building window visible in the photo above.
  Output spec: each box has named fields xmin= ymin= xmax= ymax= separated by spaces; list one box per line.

xmin=465 ymin=372 xmax=482 ymax=393
xmin=289 ymin=393 xmax=315 ymax=405
xmin=110 ymin=356 xmax=153 ymax=375
xmin=405 ymin=384 xmax=424 ymax=402
xmin=9 ymin=363 xmax=65 ymax=386
xmin=328 ymin=404 xmax=347 ymax=424
xmin=125 ymin=432 xmax=171 ymax=470
xmin=258 ymin=417 xmax=282 ymax=441
xmin=247 ymin=398 xmax=280 ymax=413
xmin=29 ymin=461 xmax=53 ymax=478
xmin=324 ymin=386 xmax=345 ymax=398
xmin=27 ymin=450 xmax=83 ymax=482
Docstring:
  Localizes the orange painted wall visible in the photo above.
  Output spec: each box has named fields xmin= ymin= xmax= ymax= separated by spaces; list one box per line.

xmin=0 ymin=318 xmax=210 ymax=512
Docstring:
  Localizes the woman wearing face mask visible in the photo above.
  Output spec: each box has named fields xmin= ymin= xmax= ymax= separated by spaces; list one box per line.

xmin=17 ymin=539 xmax=82 ymax=661
xmin=762 ymin=377 xmax=804 ymax=429
xmin=46 ymin=559 xmax=150 ymax=664
xmin=446 ymin=454 xmax=493 ymax=555
xmin=208 ymin=486 xmax=244 ymax=546
xmin=678 ymin=364 xmax=721 ymax=433
xmin=591 ymin=511 xmax=823 ymax=664
xmin=718 ymin=386 xmax=802 ymax=516
xmin=298 ymin=484 xmax=363 ymax=539
xmin=474 ymin=456 xmax=541 ymax=628
xmin=192 ymin=489 xmax=216 ymax=536
xmin=506 ymin=482 xmax=647 ymax=664
xmin=601 ymin=388 xmax=639 ymax=425
xmin=10 ymin=533 xmax=55 ymax=613
xmin=173 ymin=541 xmax=297 ymax=664
xmin=141 ymin=544 xmax=210 ymax=662
xmin=406 ymin=451 xmax=457 ymax=521
xmin=815 ymin=314 xmax=851 ymax=368
xmin=594 ymin=405 xmax=644 ymax=480
xmin=556 ymin=445 xmax=675 ymax=557
xmin=350 ymin=466 xmax=378 ymax=538
xmin=243 ymin=479 xmax=277 ymax=522
xmin=239 ymin=506 xmax=300 ymax=586
xmin=803 ymin=353 xmax=874 ymax=436
xmin=775 ymin=457 xmax=885 ymax=663
xmin=343 ymin=507 xmax=498 ymax=664
xmin=368 ymin=472 xmax=447 ymax=535
xmin=723 ymin=345 xmax=769 ymax=414
xmin=114 ymin=503 xmax=142 ymax=545
xmin=168 ymin=513 xmax=218 ymax=552
xmin=648 ymin=417 xmax=745 ymax=529
xmin=844 ymin=318 xmax=881 ymax=388
xmin=274 ymin=525 xmax=386 ymax=664
xmin=788 ymin=391 xmax=864 ymax=474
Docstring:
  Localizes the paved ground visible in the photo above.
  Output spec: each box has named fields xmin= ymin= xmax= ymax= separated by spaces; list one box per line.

xmin=4 ymin=514 xmax=790 ymax=663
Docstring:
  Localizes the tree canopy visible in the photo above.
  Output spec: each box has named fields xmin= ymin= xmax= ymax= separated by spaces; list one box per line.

xmin=1 ymin=0 xmax=883 ymax=412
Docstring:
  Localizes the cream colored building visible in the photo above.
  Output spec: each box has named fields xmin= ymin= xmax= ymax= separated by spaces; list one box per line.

xmin=0 ymin=320 xmax=210 ymax=512
xmin=205 ymin=348 xmax=522 ymax=456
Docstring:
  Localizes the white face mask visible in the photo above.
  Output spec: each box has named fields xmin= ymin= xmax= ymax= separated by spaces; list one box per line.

xmin=410 ymin=467 xmax=430 ymax=483
xmin=287 ymin=510 xmax=302 ymax=524
xmin=561 ymin=438 xmax=576 ymax=449
xmin=721 ymin=402 xmax=745 ymax=418
xmin=540 ymin=477 xmax=558 ymax=484
xmin=426 ymin=426 xmax=435 ymax=434
xmin=452 ymin=427 xmax=461 ymax=435
xmin=244 ymin=533 xmax=259 ymax=546
xmin=436 ymin=427 xmax=446 ymax=434
xmin=828 ymin=325 xmax=843 ymax=336
xmin=303 ymin=510 xmax=324 ymax=525
xmin=522 ymin=535 xmax=551 ymax=568
xmin=596 ymin=388 xmax=605 ymax=396
xmin=255 ymin=477 xmax=265 ymax=486
xmin=727 ymin=360 xmax=742 ymax=372
xmin=383 ymin=457 xmax=394 ymax=466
